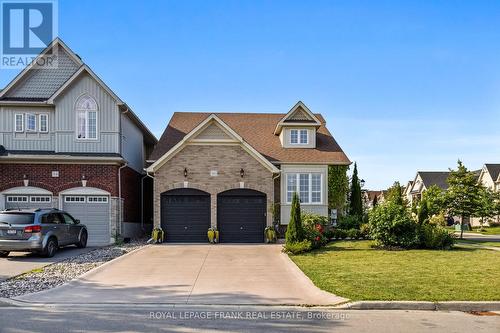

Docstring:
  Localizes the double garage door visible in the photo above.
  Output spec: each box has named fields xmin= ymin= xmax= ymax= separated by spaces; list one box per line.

xmin=161 ymin=188 xmax=266 ymax=243
xmin=62 ymin=195 xmax=110 ymax=246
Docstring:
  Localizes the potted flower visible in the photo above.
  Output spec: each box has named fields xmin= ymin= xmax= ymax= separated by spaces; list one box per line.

xmin=207 ymin=227 xmax=219 ymax=244
xmin=264 ymin=226 xmax=277 ymax=243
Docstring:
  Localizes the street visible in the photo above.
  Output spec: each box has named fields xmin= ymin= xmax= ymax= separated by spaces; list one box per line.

xmin=0 ymin=305 xmax=498 ymax=333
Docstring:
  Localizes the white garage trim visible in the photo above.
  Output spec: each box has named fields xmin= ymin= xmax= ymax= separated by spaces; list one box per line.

xmin=59 ymin=187 xmax=111 ymax=196
xmin=1 ymin=186 xmax=53 ymax=195
xmin=1 ymin=186 xmax=53 ymax=211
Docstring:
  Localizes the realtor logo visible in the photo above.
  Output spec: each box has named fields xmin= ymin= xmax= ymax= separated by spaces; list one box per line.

xmin=1 ymin=0 xmax=58 ymax=68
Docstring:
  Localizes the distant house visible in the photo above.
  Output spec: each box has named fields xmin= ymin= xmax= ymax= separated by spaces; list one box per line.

xmin=403 ymin=181 xmax=413 ymax=204
xmin=471 ymin=164 xmax=500 ymax=226
xmin=363 ymin=190 xmax=382 ymax=209
xmin=408 ymin=171 xmax=451 ymax=206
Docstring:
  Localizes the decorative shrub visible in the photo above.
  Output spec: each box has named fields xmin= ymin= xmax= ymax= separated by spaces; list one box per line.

xmin=347 ymin=228 xmax=360 ymax=239
xmin=337 ymin=214 xmax=362 ymax=230
xmin=283 ymin=240 xmax=312 ymax=254
xmin=285 ymin=192 xmax=304 ymax=243
xmin=302 ymin=212 xmax=329 ymax=248
xmin=359 ymin=223 xmax=370 ymax=239
xmin=368 ymin=202 xmax=420 ymax=248
xmin=419 ymin=223 xmax=456 ymax=249
xmin=428 ymin=212 xmax=447 ymax=226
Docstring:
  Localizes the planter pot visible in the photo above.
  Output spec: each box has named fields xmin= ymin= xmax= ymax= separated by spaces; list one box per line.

xmin=207 ymin=230 xmax=215 ymax=243
xmin=265 ymin=228 xmax=276 ymax=243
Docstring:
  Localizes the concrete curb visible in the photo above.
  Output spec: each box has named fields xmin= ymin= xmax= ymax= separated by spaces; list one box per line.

xmin=337 ymin=301 xmax=500 ymax=312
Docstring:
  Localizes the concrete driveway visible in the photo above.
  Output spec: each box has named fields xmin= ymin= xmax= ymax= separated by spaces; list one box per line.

xmin=0 ymin=246 xmax=94 ymax=281
xmin=17 ymin=244 xmax=346 ymax=305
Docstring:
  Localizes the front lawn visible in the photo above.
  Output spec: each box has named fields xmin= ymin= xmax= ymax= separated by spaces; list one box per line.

xmin=471 ymin=226 xmax=500 ymax=235
xmin=289 ymin=240 xmax=500 ymax=301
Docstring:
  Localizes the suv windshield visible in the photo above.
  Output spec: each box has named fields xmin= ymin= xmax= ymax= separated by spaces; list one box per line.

xmin=0 ymin=213 xmax=35 ymax=225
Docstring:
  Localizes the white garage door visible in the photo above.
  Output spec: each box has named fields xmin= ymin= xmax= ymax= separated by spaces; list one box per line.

xmin=63 ymin=195 xmax=110 ymax=246
xmin=5 ymin=195 xmax=53 ymax=210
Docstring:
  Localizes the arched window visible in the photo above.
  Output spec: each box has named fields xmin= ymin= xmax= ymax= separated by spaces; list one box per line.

xmin=75 ymin=95 xmax=98 ymax=139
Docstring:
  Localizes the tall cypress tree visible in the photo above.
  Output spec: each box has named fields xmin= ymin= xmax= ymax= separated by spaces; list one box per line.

xmin=286 ymin=192 xmax=304 ymax=243
xmin=349 ymin=163 xmax=363 ymax=217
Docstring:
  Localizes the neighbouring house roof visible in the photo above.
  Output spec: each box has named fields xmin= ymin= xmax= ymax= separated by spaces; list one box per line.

xmin=0 ymin=38 xmax=157 ymax=145
xmin=365 ymin=190 xmax=382 ymax=202
xmin=485 ymin=164 xmax=500 ymax=182
xmin=416 ymin=171 xmax=451 ymax=191
xmin=149 ymin=111 xmax=350 ymax=165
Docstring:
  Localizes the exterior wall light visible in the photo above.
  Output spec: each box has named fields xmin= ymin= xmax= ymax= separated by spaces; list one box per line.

xmin=184 ymin=168 xmax=188 ymax=178
xmin=240 ymin=168 xmax=245 ymax=178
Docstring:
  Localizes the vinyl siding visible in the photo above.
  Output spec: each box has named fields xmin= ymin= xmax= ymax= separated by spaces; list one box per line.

xmin=54 ymin=73 xmax=120 ymax=153
xmin=121 ymin=113 xmax=144 ymax=172
xmin=0 ymin=106 xmax=55 ymax=151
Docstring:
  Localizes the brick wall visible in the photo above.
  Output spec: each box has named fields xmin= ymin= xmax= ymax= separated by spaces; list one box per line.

xmin=0 ymin=163 xmax=143 ymax=223
xmin=0 ymin=163 xmax=119 ymax=195
xmin=153 ymin=144 xmax=275 ymax=228
xmin=120 ymin=166 xmax=142 ymax=223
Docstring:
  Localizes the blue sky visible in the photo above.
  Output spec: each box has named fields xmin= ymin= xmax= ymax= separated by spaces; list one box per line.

xmin=1 ymin=0 xmax=499 ymax=189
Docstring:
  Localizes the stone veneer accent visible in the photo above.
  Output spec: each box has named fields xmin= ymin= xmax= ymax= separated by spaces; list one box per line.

xmin=153 ymin=144 xmax=275 ymax=228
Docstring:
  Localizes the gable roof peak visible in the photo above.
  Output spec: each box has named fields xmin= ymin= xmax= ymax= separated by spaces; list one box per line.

xmin=274 ymin=101 xmax=322 ymax=135
xmin=0 ymin=37 xmax=83 ymax=100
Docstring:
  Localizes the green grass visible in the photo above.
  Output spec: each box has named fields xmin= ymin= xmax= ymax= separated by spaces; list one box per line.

xmin=457 ymin=239 xmax=500 ymax=248
xmin=471 ymin=226 xmax=500 ymax=235
xmin=289 ymin=240 xmax=500 ymax=301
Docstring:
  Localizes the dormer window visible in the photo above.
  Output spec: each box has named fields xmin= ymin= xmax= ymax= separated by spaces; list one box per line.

xmin=76 ymin=95 xmax=98 ymax=140
xmin=290 ymin=129 xmax=308 ymax=144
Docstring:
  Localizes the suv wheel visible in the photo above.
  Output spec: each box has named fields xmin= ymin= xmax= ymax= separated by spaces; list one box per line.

xmin=77 ymin=230 xmax=88 ymax=248
xmin=0 ymin=251 xmax=9 ymax=257
xmin=43 ymin=238 xmax=58 ymax=258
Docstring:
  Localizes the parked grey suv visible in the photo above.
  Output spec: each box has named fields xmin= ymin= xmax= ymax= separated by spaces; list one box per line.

xmin=0 ymin=208 xmax=88 ymax=258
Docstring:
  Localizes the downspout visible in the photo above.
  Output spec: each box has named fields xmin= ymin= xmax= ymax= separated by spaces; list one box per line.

xmin=141 ymin=169 xmax=154 ymax=231
xmin=272 ymin=171 xmax=281 ymax=225
xmin=118 ymin=162 xmax=128 ymax=236
xmin=117 ymin=106 xmax=129 ymax=237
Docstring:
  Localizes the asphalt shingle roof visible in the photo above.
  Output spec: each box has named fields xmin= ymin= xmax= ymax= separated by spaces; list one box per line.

xmin=418 ymin=171 xmax=451 ymax=190
xmin=485 ymin=164 xmax=500 ymax=182
xmin=4 ymin=47 xmax=79 ymax=99
xmin=150 ymin=112 xmax=350 ymax=164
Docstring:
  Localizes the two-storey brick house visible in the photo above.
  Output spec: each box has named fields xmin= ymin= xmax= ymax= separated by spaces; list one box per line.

xmin=0 ymin=39 xmax=156 ymax=245
xmin=147 ymin=102 xmax=350 ymax=243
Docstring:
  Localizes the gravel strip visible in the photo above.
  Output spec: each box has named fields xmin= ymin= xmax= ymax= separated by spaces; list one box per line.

xmin=0 ymin=242 xmax=145 ymax=298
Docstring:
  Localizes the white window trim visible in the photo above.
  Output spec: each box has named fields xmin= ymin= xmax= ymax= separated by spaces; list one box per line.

xmin=75 ymin=95 xmax=99 ymax=141
xmin=25 ymin=113 xmax=37 ymax=133
xmin=39 ymin=114 xmax=49 ymax=133
xmin=289 ymin=129 xmax=309 ymax=145
xmin=30 ymin=196 xmax=52 ymax=203
xmin=6 ymin=196 xmax=28 ymax=202
xmin=14 ymin=114 xmax=24 ymax=132
xmin=64 ymin=196 xmax=86 ymax=203
xmin=286 ymin=173 xmax=323 ymax=205
xmin=87 ymin=196 xmax=109 ymax=204
xmin=299 ymin=129 xmax=308 ymax=144
xmin=290 ymin=129 xmax=299 ymax=144
xmin=25 ymin=113 xmax=36 ymax=132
